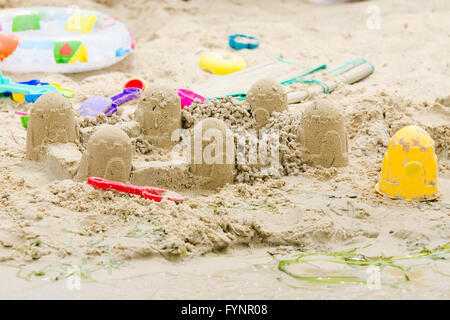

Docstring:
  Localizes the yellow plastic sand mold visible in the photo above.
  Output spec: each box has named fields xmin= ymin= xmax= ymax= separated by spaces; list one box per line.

xmin=199 ymin=51 xmax=246 ymax=75
xmin=375 ymin=125 xmax=439 ymax=201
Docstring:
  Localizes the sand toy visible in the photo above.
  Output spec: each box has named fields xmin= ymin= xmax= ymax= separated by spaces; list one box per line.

xmin=287 ymin=58 xmax=374 ymax=104
xmin=0 ymin=72 xmax=58 ymax=100
xmin=199 ymin=51 xmax=247 ymax=75
xmin=76 ymin=125 xmax=132 ymax=183
xmin=87 ymin=177 xmax=184 ymax=203
xmin=125 ymin=81 xmax=203 ymax=109
xmin=229 ymin=34 xmax=260 ymax=50
xmin=135 ymin=84 xmax=182 ymax=148
xmin=178 ymin=89 xmax=206 ymax=109
xmin=79 ymin=87 xmax=141 ymax=117
xmin=11 ymin=80 xmax=74 ymax=103
xmin=124 ymin=78 xmax=147 ymax=92
xmin=297 ymin=99 xmax=348 ymax=168
xmin=14 ymin=111 xmax=30 ymax=128
xmin=26 ymin=92 xmax=79 ymax=161
xmin=191 ymin=58 xmax=373 ymax=103
xmin=2 ymin=77 xmax=74 ymax=103
xmin=246 ymin=78 xmax=288 ymax=129
xmin=0 ymin=7 xmax=135 ymax=73
xmin=190 ymin=118 xmax=235 ymax=189
xmin=376 ymin=125 xmax=439 ymax=201
xmin=192 ymin=58 xmax=325 ymax=99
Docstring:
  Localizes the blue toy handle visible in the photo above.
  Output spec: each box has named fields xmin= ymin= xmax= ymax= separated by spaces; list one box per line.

xmin=18 ymin=80 xmax=50 ymax=86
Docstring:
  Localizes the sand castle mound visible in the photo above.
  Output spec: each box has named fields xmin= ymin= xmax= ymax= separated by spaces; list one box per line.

xmin=135 ymin=84 xmax=182 ymax=148
xmin=190 ymin=118 xmax=235 ymax=189
xmin=27 ymin=88 xmax=350 ymax=188
xmin=246 ymin=78 xmax=287 ymax=128
xmin=26 ymin=92 xmax=78 ymax=161
xmin=298 ymin=99 xmax=348 ymax=168
xmin=76 ymin=125 xmax=132 ymax=182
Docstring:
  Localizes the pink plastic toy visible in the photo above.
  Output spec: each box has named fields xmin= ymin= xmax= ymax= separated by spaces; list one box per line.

xmin=178 ymin=89 xmax=206 ymax=109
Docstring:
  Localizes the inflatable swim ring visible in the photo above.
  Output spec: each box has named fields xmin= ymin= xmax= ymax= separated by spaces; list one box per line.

xmin=0 ymin=7 xmax=135 ymax=73
xmin=199 ymin=51 xmax=246 ymax=75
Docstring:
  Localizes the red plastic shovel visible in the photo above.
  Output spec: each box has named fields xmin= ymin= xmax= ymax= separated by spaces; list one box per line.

xmin=87 ymin=177 xmax=184 ymax=203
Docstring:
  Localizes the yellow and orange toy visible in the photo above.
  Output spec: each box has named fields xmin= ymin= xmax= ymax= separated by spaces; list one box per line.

xmin=376 ymin=125 xmax=439 ymax=201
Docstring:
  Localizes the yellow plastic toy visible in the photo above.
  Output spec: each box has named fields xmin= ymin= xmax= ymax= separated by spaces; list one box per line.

xmin=66 ymin=14 xmax=97 ymax=34
xmin=199 ymin=51 xmax=246 ymax=75
xmin=376 ymin=125 xmax=439 ymax=201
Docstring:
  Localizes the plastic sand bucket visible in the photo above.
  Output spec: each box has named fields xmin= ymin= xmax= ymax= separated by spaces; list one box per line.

xmin=376 ymin=125 xmax=439 ymax=201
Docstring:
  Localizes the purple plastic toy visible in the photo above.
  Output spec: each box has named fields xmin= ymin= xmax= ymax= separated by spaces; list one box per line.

xmin=79 ymin=87 xmax=141 ymax=117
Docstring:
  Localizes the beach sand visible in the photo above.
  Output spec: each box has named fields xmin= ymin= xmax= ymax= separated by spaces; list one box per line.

xmin=0 ymin=0 xmax=449 ymax=299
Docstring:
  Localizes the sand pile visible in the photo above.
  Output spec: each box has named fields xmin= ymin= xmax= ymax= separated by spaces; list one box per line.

xmin=135 ymin=84 xmax=182 ymax=148
xmin=18 ymin=174 xmax=385 ymax=260
xmin=298 ymin=99 xmax=348 ymax=168
xmin=26 ymin=92 xmax=79 ymax=161
xmin=247 ymin=78 xmax=288 ymax=129
xmin=183 ymin=97 xmax=255 ymax=131
xmin=189 ymin=118 xmax=235 ymax=189
xmin=183 ymin=98 xmax=307 ymax=183
xmin=76 ymin=125 xmax=133 ymax=182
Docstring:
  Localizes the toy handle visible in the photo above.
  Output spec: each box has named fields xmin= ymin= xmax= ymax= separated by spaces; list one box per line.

xmin=0 ymin=83 xmax=49 ymax=95
xmin=110 ymin=87 xmax=141 ymax=106
xmin=105 ymin=88 xmax=141 ymax=116
xmin=18 ymin=80 xmax=43 ymax=86
xmin=142 ymin=191 xmax=164 ymax=202
xmin=15 ymin=111 xmax=29 ymax=116
xmin=104 ymin=103 xmax=118 ymax=116
xmin=87 ymin=177 xmax=145 ymax=196
xmin=328 ymin=58 xmax=367 ymax=75
xmin=341 ymin=63 xmax=374 ymax=85
xmin=87 ymin=177 xmax=184 ymax=203
xmin=142 ymin=191 xmax=184 ymax=203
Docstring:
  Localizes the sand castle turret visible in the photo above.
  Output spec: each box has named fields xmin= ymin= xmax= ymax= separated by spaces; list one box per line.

xmin=246 ymin=78 xmax=287 ymax=129
xmin=75 ymin=125 xmax=132 ymax=182
xmin=190 ymin=118 xmax=235 ymax=189
xmin=297 ymin=99 xmax=348 ymax=168
xmin=26 ymin=92 xmax=78 ymax=161
xmin=134 ymin=84 xmax=181 ymax=148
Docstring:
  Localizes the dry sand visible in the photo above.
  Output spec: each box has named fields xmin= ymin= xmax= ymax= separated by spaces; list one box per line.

xmin=0 ymin=0 xmax=449 ymax=299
